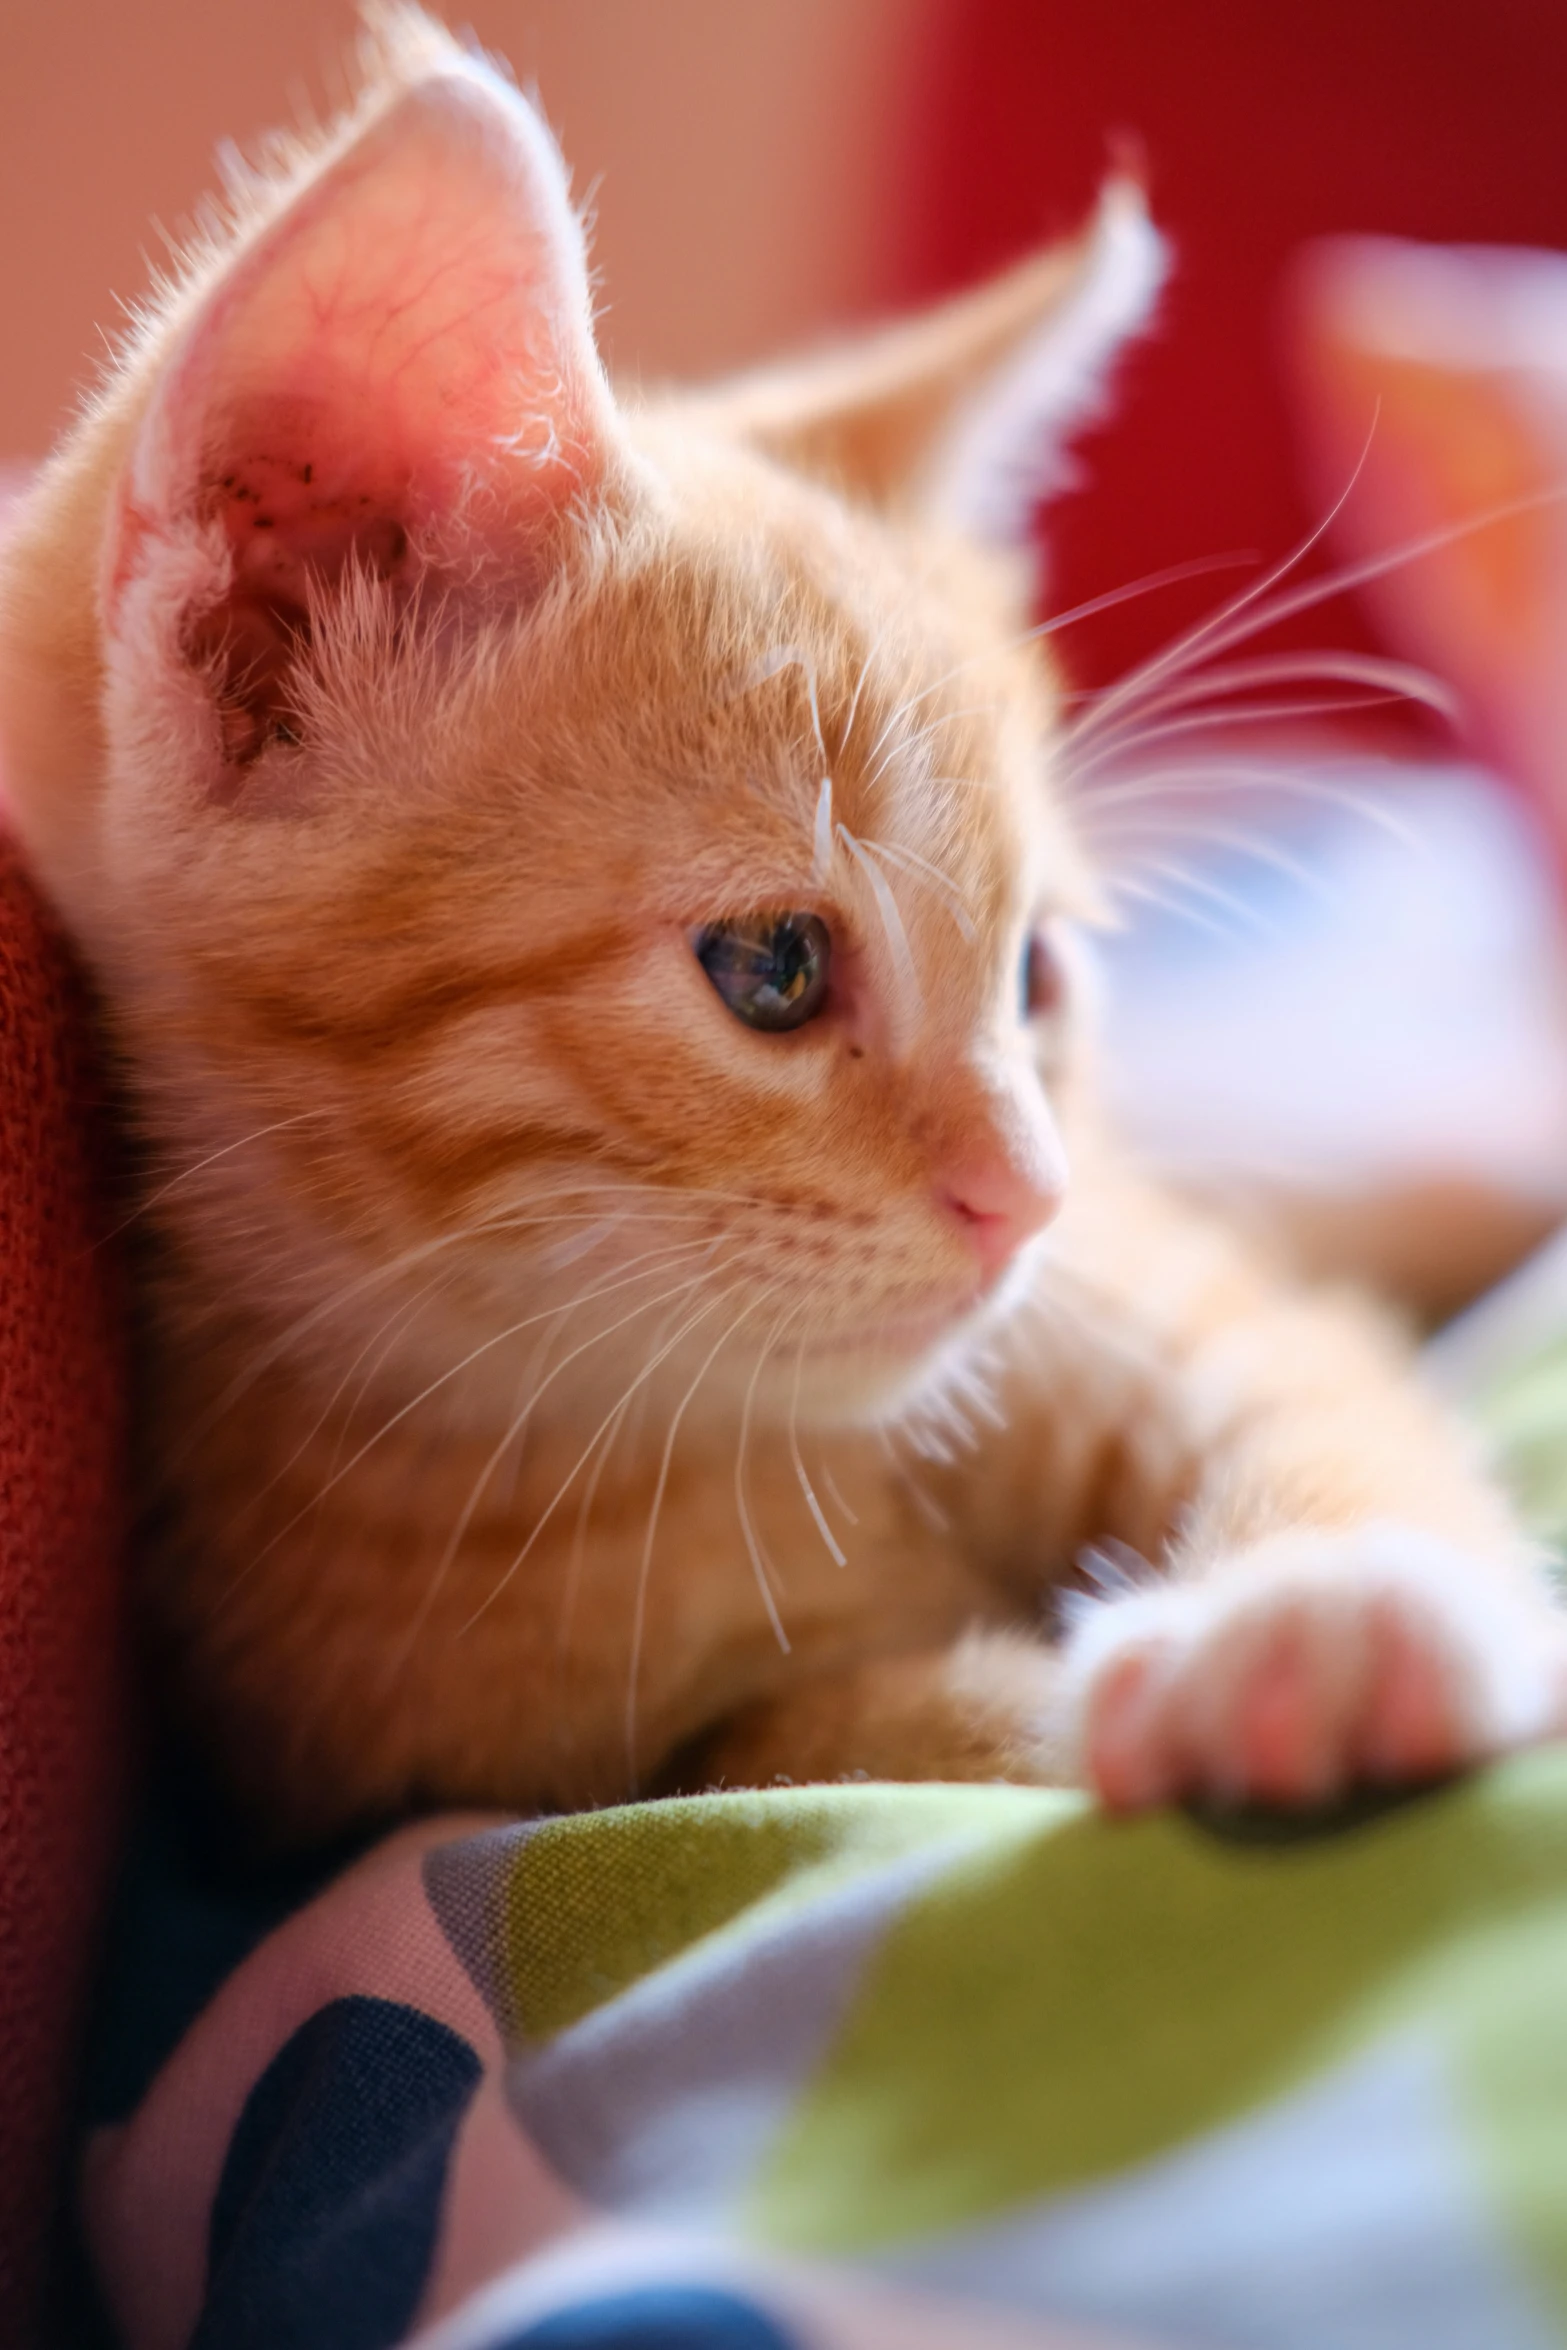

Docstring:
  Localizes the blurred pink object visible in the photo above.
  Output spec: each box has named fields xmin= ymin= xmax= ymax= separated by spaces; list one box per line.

xmin=1288 ymin=235 xmax=1567 ymax=863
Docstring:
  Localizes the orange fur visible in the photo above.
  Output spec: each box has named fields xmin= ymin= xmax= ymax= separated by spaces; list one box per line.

xmin=1 ymin=9 xmax=1562 ymax=1843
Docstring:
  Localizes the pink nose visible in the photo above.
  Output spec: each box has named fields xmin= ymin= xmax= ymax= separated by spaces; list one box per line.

xmin=939 ymin=1145 xmax=1063 ymax=1280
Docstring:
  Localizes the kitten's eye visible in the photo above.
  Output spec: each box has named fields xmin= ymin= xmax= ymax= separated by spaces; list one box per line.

xmin=1021 ymin=929 xmax=1063 ymax=1021
xmin=695 ymin=913 xmax=831 ymax=1032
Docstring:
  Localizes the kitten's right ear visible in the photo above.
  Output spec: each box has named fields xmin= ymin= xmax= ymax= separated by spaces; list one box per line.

xmin=108 ymin=47 xmax=617 ymax=767
xmin=702 ymin=181 xmax=1165 ymax=557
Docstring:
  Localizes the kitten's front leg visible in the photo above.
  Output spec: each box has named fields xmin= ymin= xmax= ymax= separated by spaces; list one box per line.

xmin=694 ymin=1632 xmax=1071 ymax=1793
xmin=1036 ymin=1182 xmax=1567 ymax=1811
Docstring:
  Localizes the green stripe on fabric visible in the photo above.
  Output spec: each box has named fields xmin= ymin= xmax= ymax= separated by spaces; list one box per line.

xmin=1433 ymin=1784 xmax=1567 ymax=2332
xmin=747 ymin=1753 xmax=1567 ymax=2260
xmin=496 ymin=1782 xmax=1052 ymax=2042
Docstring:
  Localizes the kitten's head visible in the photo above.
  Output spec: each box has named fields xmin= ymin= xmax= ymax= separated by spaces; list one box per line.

xmin=0 ymin=9 xmax=1163 ymax=1426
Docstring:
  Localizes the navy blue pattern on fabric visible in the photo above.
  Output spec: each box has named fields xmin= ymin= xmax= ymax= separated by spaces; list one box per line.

xmin=191 ymin=1994 xmax=482 ymax=2350
xmin=503 ymin=2286 xmax=798 ymax=2347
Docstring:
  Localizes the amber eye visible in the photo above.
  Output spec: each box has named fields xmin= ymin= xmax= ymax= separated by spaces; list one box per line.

xmin=695 ymin=912 xmax=831 ymax=1032
xmin=1020 ymin=929 xmax=1063 ymax=1020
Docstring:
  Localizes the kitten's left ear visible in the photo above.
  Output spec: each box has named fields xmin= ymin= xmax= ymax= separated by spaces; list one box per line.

xmin=108 ymin=43 xmax=618 ymax=762
xmin=706 ymin=181 xmax=1166 ymax=552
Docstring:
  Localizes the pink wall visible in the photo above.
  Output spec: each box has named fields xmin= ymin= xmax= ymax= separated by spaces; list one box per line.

xmin=2 ymin=1 xmax=933 ymax=461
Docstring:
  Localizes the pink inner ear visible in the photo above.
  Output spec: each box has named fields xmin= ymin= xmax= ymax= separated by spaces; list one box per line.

xmin=179 ymin=407 xmax=417 ymax=757
xmin=118 ymin=65 xmax=614 ymax=757
xmin=208 ymin=414 xmax=412 ymax=606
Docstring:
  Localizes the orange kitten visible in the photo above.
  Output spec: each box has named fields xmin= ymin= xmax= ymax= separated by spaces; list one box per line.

xmin=1 ymin=9 xmax=1561 ymax=1842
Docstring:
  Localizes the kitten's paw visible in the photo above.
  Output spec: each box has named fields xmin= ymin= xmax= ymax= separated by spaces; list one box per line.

xmin=1067 ymin=1525 xmax=1567 ymax=1812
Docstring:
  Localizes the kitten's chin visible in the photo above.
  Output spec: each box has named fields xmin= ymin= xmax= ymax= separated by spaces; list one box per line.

xmin=791 ymin=1278 xmax=1017 ymax=1425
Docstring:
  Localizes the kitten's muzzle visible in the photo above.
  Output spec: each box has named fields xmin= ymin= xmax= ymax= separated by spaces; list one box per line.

xmin=937 ymin=1115 xmax=1065 ymax=1282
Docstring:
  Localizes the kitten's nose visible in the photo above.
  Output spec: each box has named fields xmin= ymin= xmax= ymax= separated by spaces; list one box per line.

xmin=939 ymin=1122 xmax=1065 ymax=1281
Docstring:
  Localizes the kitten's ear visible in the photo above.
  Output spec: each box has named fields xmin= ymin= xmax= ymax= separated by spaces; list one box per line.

xmin=708 ymin=181 xmax=1165 ymax=551
xmin=110 ymin=50 xmax=615 ymax=762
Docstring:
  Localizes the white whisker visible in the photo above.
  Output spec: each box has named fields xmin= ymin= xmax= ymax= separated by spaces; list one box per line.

xmin=1059 ymin=692 xmax=1405 ymax=786
xmin=1063 ymin=420 xmax=1385 ymax=750
xmin=734 ymin=1300 xmax=797 ymax=1652
xmin=812 ymin=774 xmax=834 ymax=886
xmin=164 ymin=1224 xmax=499 ymax=1470
xmin=167 ymin=1191 xmax=768 ymax=1469
xmin=102 ymin=1109 xmax=324 ymax=1243
xmin=856 ymin=836 xmax=976 ymax=940
xmin=1110 ymin=874 xmax=1252 ymax=943
xmin=459 ymin=1271 xmax=759 ymax=1641
xmin=862 ymin=701 xmax=1011 ymax=793
xmin=541 ymin=1214 xmax=623 ymax=1273
xmin=858 ymin=557 xmax=1256 ymax=775
xmin=1078 ymin=759 xmax=1423 ymax=853
xmin=622 ymin=1285 xmax=774 ymax=1787
xmin=1070 ymin=477 xmax=1567 ymax=763
xmin=789 ymin=1333 xmax=848 ymax=1568
xmin=381 ymin=1241 xmax=733 ymax=1672
xmin=838 ymin=823 xmax=921 ymax=1005
xmin=218 ymin=1268 xmax=460 ymax=1543
xmin=232 ymin=1240 xmax=733 ymax=1595
xmin=555 ymin=1385 xmax=633 ymax=1671
xmin=1065 ymin=648 xmax=1455 ymax=776
xmin=839 ymin=612 xmax=899 ymax=759
xmin=820 ymin=1458 xmax=859 ymax=1528
xmin=1109 ymin=853 xmax=1280 ymax=935
xmin=1083 ymin=813 xmax=1340 ymax=907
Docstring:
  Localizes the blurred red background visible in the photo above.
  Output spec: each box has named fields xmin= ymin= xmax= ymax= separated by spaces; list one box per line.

xmin=897 ymin=0 xmax=1567 ymax=688
xmin=8 ymin=1 xmax=1567 ymax=688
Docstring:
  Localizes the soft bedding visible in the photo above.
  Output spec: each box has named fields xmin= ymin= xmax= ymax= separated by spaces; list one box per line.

xmin=78 ymin=1026 xmax=1567 ymax=2350
xmin=83 ymin=1756 xmax=1567 ymax=2348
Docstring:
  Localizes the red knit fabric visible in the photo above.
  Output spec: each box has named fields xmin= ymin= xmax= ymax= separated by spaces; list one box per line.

xmin=0 ymin=814 xmax=128 ymax=2344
